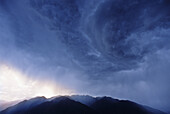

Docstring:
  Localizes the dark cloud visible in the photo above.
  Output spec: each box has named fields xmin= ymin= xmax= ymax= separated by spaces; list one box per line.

xmin=0 ymin=0 xmax=170 ymax=112
xmin=29 ymin=0 xmax=170 ymax=76
xmin=84 ymin=0 xmax=170 ymax=71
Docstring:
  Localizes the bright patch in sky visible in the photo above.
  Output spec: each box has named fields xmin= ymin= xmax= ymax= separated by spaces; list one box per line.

xmin=0 ymin=64 xmax=73 ymax=102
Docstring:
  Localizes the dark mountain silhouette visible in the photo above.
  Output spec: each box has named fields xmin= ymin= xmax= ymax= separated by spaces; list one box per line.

xmin=91 ymin=97 xmax=150 ymax=114
xmin=0 ymin=95 xmax=166 ymax=114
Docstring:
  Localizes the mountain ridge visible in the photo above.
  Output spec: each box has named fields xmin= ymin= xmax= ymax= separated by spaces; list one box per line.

xmin=0 ymin=95 xmax=166 ymax=114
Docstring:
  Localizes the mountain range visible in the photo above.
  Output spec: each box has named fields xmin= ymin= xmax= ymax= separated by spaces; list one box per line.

xmin=0 ymin=95 xmax=166 ymax=114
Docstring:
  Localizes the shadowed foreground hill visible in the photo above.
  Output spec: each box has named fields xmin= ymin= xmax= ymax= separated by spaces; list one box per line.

xmin=0 ymin=95 xmax=166 ymax=114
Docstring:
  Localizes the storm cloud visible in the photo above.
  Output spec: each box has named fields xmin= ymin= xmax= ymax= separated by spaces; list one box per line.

xmin=0 ymin=0 xmax=170 ymax=112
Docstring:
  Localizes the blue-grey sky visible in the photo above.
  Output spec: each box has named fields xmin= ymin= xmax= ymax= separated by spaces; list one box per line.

xmin=0 ymin=0 xmax=170 ymax=112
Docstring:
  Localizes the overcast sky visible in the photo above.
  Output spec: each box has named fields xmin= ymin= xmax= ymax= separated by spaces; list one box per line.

xmin=0 ymin=0 xmax=170 ymax=112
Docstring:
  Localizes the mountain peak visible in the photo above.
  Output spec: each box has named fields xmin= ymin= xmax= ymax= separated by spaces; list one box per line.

xmin=0 ymin=95 xmax=166 ymax=114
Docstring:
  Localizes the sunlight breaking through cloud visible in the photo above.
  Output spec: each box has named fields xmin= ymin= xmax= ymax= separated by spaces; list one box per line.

xmin=0 ymin=64 xmax=73 ymax=102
